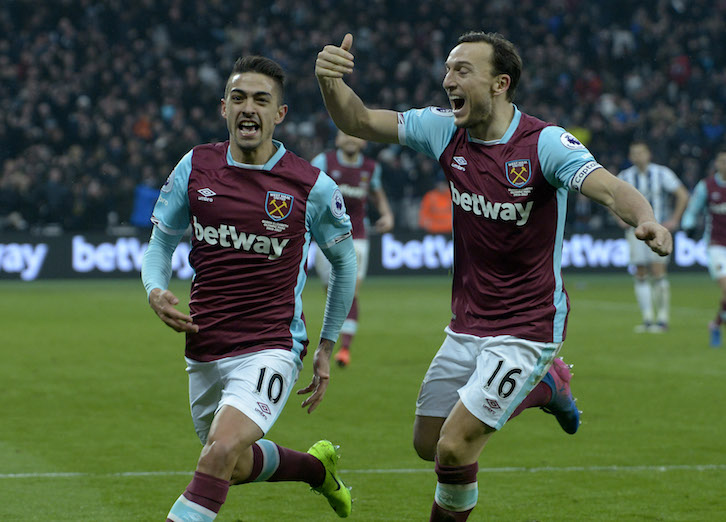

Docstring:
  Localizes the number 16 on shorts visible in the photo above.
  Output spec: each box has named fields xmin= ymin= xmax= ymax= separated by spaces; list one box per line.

xmin=482 ymin=359 xmax=522 ymax=399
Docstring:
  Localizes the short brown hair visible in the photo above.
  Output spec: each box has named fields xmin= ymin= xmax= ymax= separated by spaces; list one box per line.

xmin=225 ymin=56 xmax=286 ymax=101
xmin=457 ymin=31 xmax=522 ymax=101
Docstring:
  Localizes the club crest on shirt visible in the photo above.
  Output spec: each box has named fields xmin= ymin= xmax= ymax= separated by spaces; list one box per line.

xmin=266 ymin=191 xmax=294 ymax=221
xmin=505 ymin=159 xmax=532 ymax=187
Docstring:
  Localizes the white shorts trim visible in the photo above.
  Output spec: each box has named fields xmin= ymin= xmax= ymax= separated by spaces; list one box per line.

xmin=185 ymin=349 xmax=300 ymax=442
xmin=315 ymin=238 xmax=369 ymax=283
xmin=626 ymin=229 xmax=670 ymax=266
xmin=415 ymin=327 xmax=561 ymax=430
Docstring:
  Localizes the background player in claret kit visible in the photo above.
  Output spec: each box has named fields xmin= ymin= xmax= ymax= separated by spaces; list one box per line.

xmin=311 ymin=130 xmax=395 ymax=367
xmin=617 ymin=141 xmax=689 ymax=333
xmin=141 ymin=56 xmax=356 ymax=521
xmin=316 ymin=31 xmax=672 ymax=521
xmin=681 ymin=149 xmax=726 ymax=347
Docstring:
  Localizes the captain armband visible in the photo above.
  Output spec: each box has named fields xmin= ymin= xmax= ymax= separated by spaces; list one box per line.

xmin=569 ymin=161 xmax=602 ymax=192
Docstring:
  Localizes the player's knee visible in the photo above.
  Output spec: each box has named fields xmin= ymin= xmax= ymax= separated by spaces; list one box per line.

xmin=412 ymin=433 xmax=436 ymax=462
xmin=198 ymin=439 xmax=243 ymax=475
xmin=436 ymin=435 xmax=465 ymax=466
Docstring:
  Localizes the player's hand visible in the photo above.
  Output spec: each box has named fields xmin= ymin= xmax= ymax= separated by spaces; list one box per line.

xmin=298 ymin=339 xmax=334 ymax=413
xmin=635 ymin=221 xmax=673 ymax=256
xmin=375 ymin=213 xmax=394 ymax=233
xmin=316 ymin=33 xmax=354 ymax=80
xmin=148 ymin=288 xmax=199 ymax=333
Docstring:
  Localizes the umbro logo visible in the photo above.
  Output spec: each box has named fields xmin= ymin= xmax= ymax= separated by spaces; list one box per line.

xmin=451 ymin=156 xmax=467 ymax=171
xmin=197 ymin=187 xmax=216 ymax=202
xmin=257 ymin=402 xmax=271 ymax=415
xmin=486 ymin=398 xmax=501 ymax=410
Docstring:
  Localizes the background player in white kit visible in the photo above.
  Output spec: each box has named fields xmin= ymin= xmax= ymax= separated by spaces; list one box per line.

xmin=617 ymin=141 xmax=689 ymax=333
xmin=311 ymin=130 xmax=395 ymax=367
xmin=142 ymin=56 xmax=356 ymax=521
xmin=681 ymin=149 xmax=726 ymax=347
xmin=315 ymin=31 xmax=672 ymax=521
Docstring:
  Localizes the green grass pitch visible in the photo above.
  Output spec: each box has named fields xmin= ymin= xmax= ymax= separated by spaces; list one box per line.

xmin=1 ymin=273 xmax=724 ymax=521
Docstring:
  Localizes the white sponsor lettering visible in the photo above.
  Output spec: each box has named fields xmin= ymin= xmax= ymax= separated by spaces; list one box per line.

xmin=710 ymin=202 xmax=726 ymax=214
xmin=381 ymin=233 xmax=453 ymax=270
xmin=72 ymin=235 xmax=193 ymax=278
xmin=193 ymin=216 xmax=289 ymax=260
xmin=674 ymin=231 xmax=708 ymax=266
xmin=338 ymin=184 xmax=368 ymax=199
xmin=449 ymin=181 xmax=533 ymax=226
xmin=0 ymin=243 xmax=48 ymax=280
xmin=561 ymin=234 xmax=629 ymax=268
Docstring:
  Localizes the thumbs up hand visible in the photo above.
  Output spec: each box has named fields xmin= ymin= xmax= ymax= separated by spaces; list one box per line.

xmin=316 ymin=33 xmax=355 ymax=80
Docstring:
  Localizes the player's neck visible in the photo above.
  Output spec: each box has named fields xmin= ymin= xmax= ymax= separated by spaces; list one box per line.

xmin=468 ymin=103 xmax=514 ymax=142
xmin=229 ymin=140 xmax=277 ymax=165
xmin=339 ymin=150 xmax=360 ymax=164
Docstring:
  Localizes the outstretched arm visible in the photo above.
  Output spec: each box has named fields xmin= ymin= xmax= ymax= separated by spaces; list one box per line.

xmin=297 ymin=236 xmax=357 ymax=412
xmin=581 ymin=168 xmax=672 ymax=256
xmin=316 ymin=33 xmax=399 ymax=143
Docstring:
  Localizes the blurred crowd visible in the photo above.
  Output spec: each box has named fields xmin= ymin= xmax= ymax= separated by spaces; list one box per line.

xmin=2 ymin=0 xmax=725 ymax=233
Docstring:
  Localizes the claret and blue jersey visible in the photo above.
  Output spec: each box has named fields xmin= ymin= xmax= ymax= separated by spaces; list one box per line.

xmin=150 ymin=140 xmax=352 ymax=362
xmin=398 ymin=106 xmax=602 ymax=343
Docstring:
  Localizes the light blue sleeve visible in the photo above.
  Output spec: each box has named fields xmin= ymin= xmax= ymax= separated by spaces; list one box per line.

xmin=307 ymin=172 xmax=353 ymax=248
xmin=307 ymin=172 xmax=356 ymax=341
xmin=151 ymin=150 xmax=193 ymax=234
xmin=398 ymin=107 xmax=458 ymax=160
xmin=318 ymin=237 xmax=357 ymax=342
xmin=537 ymin=127 xmax=603 ymax=192
xmin=310 ymin=153 xmax=327 ymax=172
xmin=141 ymin=226 xmax=183 ymax=297
xmin=681 ymin=180 xmax=707 ymax=230
xmin=370 ymin=162 xmax=383 ymax=191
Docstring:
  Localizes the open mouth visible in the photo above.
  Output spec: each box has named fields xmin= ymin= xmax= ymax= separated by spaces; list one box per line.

xmin=450 ymin=96 xmax=465 ymax=113
xmin=237 ymin=120 xmax=260 ymax=137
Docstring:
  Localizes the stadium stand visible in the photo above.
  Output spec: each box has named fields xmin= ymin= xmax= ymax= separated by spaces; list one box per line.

xmin=2 ymin=0 xmax=725 ymax=232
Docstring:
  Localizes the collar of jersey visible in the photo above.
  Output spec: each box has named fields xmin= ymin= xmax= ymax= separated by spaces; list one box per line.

xmin=226 ymin=139 xmax=286 ymax=170
xmin=468 ymin=105 xmax=522 ymax=146
xmin=336 ymin=149 xmax=364 ymax=167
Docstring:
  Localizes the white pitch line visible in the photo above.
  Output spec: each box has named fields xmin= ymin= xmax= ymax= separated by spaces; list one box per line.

xmin=1 ymin=464 xmax=724 ymax=480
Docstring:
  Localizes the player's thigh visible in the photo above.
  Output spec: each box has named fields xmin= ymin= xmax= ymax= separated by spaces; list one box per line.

xmin=437 ymin=400 xmax=496 ymax=465
xmin=415 ymin=329 xmax=478 ymax=419
xmin=458 ymin=336 xmax=561 ymax=431
xmin=353 ymin=239 xmax=370 ymax=280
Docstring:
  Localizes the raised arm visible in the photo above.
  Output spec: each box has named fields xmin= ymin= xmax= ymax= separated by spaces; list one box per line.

xmin=581 ymin=167 xmax=673 ymax=256
xmin=316 ymin=33 xmax=399 ymax=143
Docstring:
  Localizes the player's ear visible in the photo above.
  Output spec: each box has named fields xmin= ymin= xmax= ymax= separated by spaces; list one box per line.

xmin=220 ymin=98 xmax=227 ymax=118
xmin=275 ymin=104 xmax=288 ymax=125
xmin=493 ymin=74 xmax=511 ymax=98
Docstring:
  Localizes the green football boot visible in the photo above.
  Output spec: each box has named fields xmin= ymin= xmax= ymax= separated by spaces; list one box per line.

xmin=307 ymin=440 xmax=352 ymax=518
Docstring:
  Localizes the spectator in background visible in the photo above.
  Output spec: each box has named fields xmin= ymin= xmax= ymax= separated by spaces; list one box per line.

xmin=418 ymin=174 xmax=452 ymax=234
xmin=3 ymin=1 xmax=726 ymax=232
xmin=129 ymin=167 xmax=160 ymax=229
xmin=617 ymin=140 xmax=690 ymax=333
